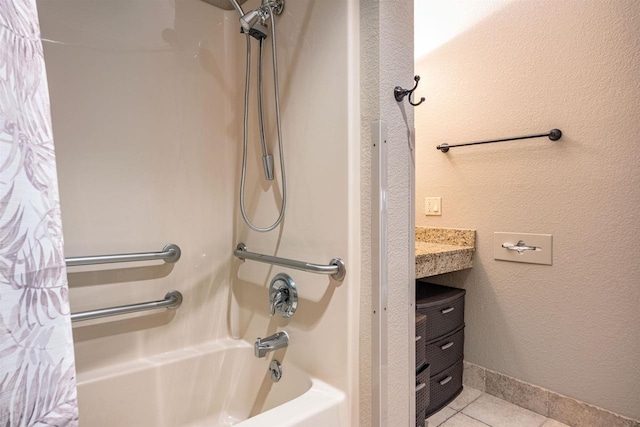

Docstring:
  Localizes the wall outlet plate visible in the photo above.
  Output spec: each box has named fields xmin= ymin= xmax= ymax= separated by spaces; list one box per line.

xmin=425 ymin=197 xmax=441 ymax=216
xmin=494 ymin=232 xmax=552 ymax=265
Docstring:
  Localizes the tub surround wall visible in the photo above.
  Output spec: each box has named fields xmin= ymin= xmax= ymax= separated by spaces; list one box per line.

xmin=228 ymin=1 xmax=359 ymax=423
xmin=39 ymin=0 xmax=238 ymax=375
xmin=415 ymin=0 xmax=640 ymax=420
xmin=40 ymin=0 xmax=359 ymax=424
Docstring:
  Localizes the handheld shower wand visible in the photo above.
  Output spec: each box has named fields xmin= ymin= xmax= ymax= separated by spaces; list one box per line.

xmin=231 ymin=0 xmax=287 ymax=232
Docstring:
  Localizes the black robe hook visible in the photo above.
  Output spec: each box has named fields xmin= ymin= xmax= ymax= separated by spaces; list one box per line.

xmin=394 ymin=75 xmax=425 ymax=106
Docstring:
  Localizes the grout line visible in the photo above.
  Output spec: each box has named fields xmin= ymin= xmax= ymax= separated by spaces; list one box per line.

xmin=439 ymin=409 xmax=458 ymax=427
xmin=466 ymin=390 xmax=483 ymax=408
xmin=461 ymin=412 xmax=492 ymax=426
xmin=427 ymin=408 xmax=458 ymax=427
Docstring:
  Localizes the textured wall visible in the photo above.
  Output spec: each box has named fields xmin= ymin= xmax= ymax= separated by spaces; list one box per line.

xmin=358 ymin=0 xmax=378 ymax=424
xmin=415 ymin=0 xmax=640 ymax=420
xmin=381 ymin=0 xmax=415 ymax=423
xmin=360 ymin=0 xmax=415 ymax=425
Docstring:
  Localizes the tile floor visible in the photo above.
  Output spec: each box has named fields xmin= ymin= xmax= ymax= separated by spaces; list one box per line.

xmin=426 ymin=387 xmax=571 ymax=427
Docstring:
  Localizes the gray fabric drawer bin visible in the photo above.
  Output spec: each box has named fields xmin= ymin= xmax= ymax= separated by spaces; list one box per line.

xmin=416 ymin=281 xmax=465 ymax=342
xmin=425 ymin=326 xmax=464 ymax=376
xmin=425 ymin=357 xmax=463 ymax=417
xmin=416 ymin=313 xmax=427 ymax=370
xmin=416 ymin=363 xmax=430 ymax=427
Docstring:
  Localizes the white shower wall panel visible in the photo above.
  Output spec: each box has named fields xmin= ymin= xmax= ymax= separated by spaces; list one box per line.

xmin=39 ymin=0 xmax=359 ymax=423
xmin=228 ymin=0 xmax=359 ymax=405
xmin=39 ymin=0 xmax=242 ymax=372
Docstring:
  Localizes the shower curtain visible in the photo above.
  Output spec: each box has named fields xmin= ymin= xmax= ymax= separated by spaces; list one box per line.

xmin=0 ymin=0 xmax=78 ymax=425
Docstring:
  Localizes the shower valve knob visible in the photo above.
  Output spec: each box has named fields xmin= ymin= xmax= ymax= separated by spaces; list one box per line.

xmin=269 ymin=273 xmax=298 ymax=318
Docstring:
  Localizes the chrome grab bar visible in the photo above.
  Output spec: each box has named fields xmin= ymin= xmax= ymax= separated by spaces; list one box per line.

xmin=71 ymin=291 xmax=183 ymax=323
xmin=234 ymin=243 xmax=346 ymax=281
xmin=66 ymin=243 xmax=181 ymax=267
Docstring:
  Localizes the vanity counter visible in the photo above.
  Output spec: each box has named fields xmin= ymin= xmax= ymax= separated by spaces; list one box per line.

xmin=415 ymin=227 xmax=475 ymax=278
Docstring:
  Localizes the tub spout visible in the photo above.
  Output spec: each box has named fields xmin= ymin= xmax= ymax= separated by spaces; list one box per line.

xmin=255 ymin=331 xmax=289 ymax=358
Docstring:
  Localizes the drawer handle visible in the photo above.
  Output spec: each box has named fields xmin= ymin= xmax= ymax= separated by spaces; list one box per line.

xmin=416 ymin=383 xmax=427 ymax=392
xmin=415 ymin=335 xmax=422 ymax=342
xmin=440 ymin=342 xmax=454 ymax=350
xmin=441 ymin=307 xmax=455 ymax=314
xmin=439 ymin=376 xmax=452 ymax=386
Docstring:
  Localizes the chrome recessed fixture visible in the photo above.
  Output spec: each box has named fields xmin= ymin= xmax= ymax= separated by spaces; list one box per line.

xmin=269 ymin=273 xmax=298 ymax=318
xmin=269 ymin=359 xmax=283 ymax=382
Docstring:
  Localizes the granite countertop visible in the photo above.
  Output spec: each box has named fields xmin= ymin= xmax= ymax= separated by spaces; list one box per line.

xmin=415 ymin=227 xmax=475 ymax=278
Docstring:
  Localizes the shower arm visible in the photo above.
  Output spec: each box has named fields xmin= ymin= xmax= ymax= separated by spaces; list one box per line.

xmin=228 ymin=0 xmax=246 ymax=17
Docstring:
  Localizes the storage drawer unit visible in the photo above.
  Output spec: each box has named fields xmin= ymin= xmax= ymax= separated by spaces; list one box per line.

xmin=416 ymin=281 xmax=465 ymax=341
xmin=416 ymin=363 xmax=430 ymax=427
xmin=425 ymin=358 xmax=463 ymax=417
xmin=425 ymin=326 xmax=464 ymax=376
xmin=416 ymin=313 xmax=427 ymax=370
xmin=416 ymin=282 xmax=466 ymax=420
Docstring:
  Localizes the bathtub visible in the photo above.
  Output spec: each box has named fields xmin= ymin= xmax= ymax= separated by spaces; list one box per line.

xmin=76 ymin=338 xmax=346 ymax=426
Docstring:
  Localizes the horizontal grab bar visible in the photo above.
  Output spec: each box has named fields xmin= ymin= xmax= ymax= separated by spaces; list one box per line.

xmin=234 ymin=243 xmax=346 ymax=281
xmin=71 ymin=291 xmax=183 ymax=323
xmin=66 ymin=243 xmax=181 ymax=267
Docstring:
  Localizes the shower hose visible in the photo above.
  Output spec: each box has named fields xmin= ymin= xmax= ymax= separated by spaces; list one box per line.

xmin=239 ymin=4 xmax=287 ymax=232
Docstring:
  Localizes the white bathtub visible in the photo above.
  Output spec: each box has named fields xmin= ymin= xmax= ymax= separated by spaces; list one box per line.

xmin=77 ymin=338 xmax=346 ymax=426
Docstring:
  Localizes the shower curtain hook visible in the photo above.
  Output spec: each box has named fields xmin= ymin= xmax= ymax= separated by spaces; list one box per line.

xmin=394 ymin=75 xmax=425 ymax=107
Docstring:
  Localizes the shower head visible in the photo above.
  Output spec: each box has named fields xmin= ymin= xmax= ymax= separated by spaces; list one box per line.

xmin=238 ymin=8 xmax=269 ymax=40
xmin=240 ymin=9 xmax=262 ymax=32
xmin=241 ymin=12 xmax=268 ymax=40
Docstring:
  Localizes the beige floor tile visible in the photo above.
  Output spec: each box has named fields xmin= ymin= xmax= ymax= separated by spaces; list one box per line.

xmin=427 ymin=406 xmax=457 ymax=427
xmin=462 ymin=393 xmax=547 ymax=427
xmin=448 ymin=387 xmax=483 ymax=411
xmin=541 ymin=419 xmax=571 ymax=427
xmin=441 ymin=413 xmax=490 ymax=427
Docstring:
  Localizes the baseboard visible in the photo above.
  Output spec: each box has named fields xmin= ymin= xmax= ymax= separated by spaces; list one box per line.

xmin=462 ymin=361 xmax=639 ymax=427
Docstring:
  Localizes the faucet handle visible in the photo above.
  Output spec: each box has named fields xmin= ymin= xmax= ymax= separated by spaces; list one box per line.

xmin=270 ymin=289 xmax=285 ymax=316
xmin=269 ymin=273 xmax=298 ymax=318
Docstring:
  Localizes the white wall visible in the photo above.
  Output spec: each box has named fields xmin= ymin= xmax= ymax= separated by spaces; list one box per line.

xmin=360 ymin=0 xmax=415 ymax=425
xmin=40 ymin=0 xmax=238 ymax=374
xmin=40 ymin=0 xmax=360 ymax=423
xmin=415 ymin=0 xmax=640 ymax=420
xmin=228 ymin=1 xmax=361 ymax=422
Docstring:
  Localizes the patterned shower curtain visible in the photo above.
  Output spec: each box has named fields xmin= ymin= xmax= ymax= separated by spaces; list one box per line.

xmin=0 ymin=0 xmax=79 ymax=425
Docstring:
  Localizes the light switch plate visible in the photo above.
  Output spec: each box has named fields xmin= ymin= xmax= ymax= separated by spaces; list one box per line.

xmin=425 ymin=197 xmax=441 ymax=216
xmin=494 ymin=232 xmax=553 ymax=265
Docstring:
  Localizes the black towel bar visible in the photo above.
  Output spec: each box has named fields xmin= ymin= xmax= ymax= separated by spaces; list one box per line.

xmin=437 ymin=129 xmax=562 ymax=153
